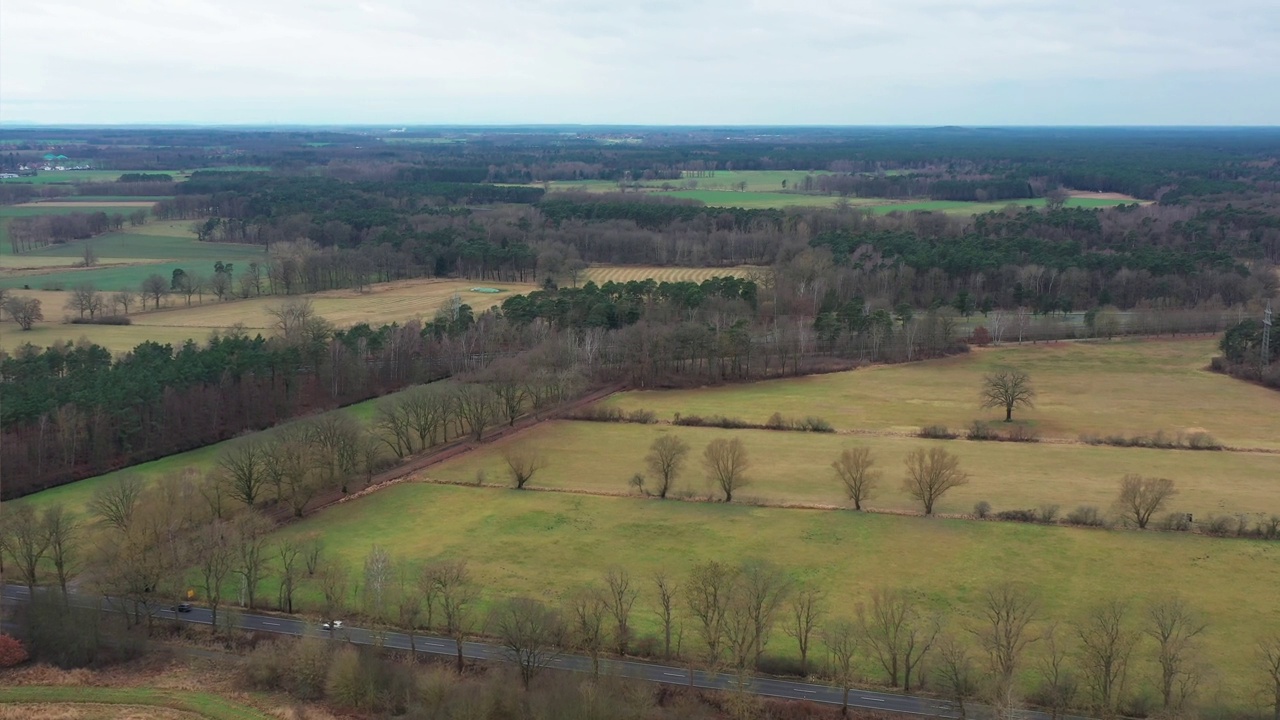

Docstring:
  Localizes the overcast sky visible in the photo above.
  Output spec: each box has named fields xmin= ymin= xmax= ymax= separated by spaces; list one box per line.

xmin=2 ymin=0 xmax=1278 ymax=126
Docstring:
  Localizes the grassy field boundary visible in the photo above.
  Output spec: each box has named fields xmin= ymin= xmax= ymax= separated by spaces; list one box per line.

xmin=0 ymin=686 xmax=270 ymax=720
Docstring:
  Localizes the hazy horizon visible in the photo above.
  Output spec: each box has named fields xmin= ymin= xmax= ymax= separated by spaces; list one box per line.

xmin=3 ymin=0 xmax=1278 ymax=126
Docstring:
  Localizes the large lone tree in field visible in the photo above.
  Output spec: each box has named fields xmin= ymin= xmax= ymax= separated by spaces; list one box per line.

xmin=981 ymin=367 xmax=1035 ymax=422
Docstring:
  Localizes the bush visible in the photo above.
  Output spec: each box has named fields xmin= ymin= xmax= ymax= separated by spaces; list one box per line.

xmin=919 ymin=424 xmax=957 ymax=439
xmin=1203 ymin=515 xmax=1233 ymax=537
xmin=327 ymin=645 xmax=374 ymax=709
xmin=628 ymin=473 xmax=647 ymax=495
xmin=967 ymin=421 xmax=998 ymax=441
xmin=569 ymin=406 xmax=625 ymax=422
xmin=1159 ymin=512 xmax=1192 ymax=532
xmin=287 ymin=637 xmax=331 ymax=700
xmin=69 ymin=315 xmax=131 ymax=325
xmin=1259 ymin=515 xmax=1280 ymax=540
xmin=674 ymin=414 xmax=749 ymax=429
xmin=243 ymin=640 xmax=290 ymax=690
xmin=973 ymin=501 xmax=992 ymax=519
xmin=627 ymin=409 xmax=657 ymax=424
xmin=0 ymin=634 xmax=29 ymax=667
xmin=1004 ymin=424 xmax=1039 ymax=442
xmin=801 ymin=416 xmax=834 ymax=433
xmin=1038 ymin=504 xmax=1060 ymax=523
xmin=1186 ymin=432 xmax=1223 ymax=450
xmin=1066 ymin=505 xmax=1105 ymax=527
xmin=996 ymin=509 xmax=1038 ymax=523
xmin=765 ymin=412 xmax=788 ymax=430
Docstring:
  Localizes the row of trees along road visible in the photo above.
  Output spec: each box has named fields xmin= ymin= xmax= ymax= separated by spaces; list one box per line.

xmin=6 ymin=488 xmax=1279 ymax=720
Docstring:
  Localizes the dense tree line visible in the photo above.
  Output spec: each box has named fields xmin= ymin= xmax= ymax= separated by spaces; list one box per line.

xmin=7 ymin=211 xmax=122 ymax=253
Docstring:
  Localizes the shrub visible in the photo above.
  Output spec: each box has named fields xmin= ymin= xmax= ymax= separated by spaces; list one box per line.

xmin=765 ymin=412 xmax=789 ymax=430
xmin=628 ymin=473 xmax=647 ymax=495
xmin=1186 ymin=432 xmax=1222 ymax=450
xmin=569 ymin=406 xmax=625 ymax=422
xmin=1159 ymin=512 xmax=1192 ymax=532
xmin=1203 ymin=515 xmax=1233 ymax=537
xmin=285 ymin=636 xmax=331 ymax=700
xmin=0 ymin=634 xmax=28 ymax=667
xmin=1004 ymin=424 xmax=1039 ymax=443
xmin=626 ymin=409 xmax=657 ymax=424
xmin=800 ymin=416 xmax=834 ymax=433
xmin=674 ymin=414 xmax=749 ymax=429
xmin=1066 ymin=505 xmax=1105 ymax=527
xmin=996 ymin=509 xmax=1038 ymax=523
xmin=1259 ymin=515 xmax=1280 ymax=540
xmin=326 ymin=645 xmax=374 ymax=709
xmin=967 ymin=421 xmax=998 ymax=441
xmin=1079 ymin=432 xmax=1103 ymax=445
xmin=69 ymin=315 xmax=131 ymax=325
xmin=973 ymin=501 xmax=992 ymax=519
xmin=1038 ymin=504 xmax=1060 ymax=524
xmin=919 ymin=424 xmax=957 ymax=440
xmin=243 ymin=640 xmax=290 ymax=690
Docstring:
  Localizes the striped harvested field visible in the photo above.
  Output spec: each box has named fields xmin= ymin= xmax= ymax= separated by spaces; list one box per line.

xmin=582 ymin=265 xmax=761 ymax=284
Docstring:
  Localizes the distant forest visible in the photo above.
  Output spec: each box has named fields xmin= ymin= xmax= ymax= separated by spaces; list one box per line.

xmin=2 ymin=126 xmax=1277 ymax=492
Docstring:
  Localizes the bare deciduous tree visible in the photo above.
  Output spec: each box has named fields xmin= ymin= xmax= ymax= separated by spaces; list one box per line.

xmin=111 ymin=289 xmax=137 ymax=315
xmin=981 ymin=367 xmax=1036 ymax=422
xmin=4 ymin=296 xmax=43 ymax=330
xmin=504 ymin=447 xmax=547 ymax=489
xmin=42 ymin=504 xmax=80 ymax=598
xmin=832 ymin=446 xmax=880 ymax=510
xmin=318 ymin=561 xmax=350 ymax=634
xmin=858 ymin=587 xmax=940 ymax=691
xmin=231 ymin=512 xmax=273 ymax=610
xmin=821 ymin=619 xmax=860 ymax=716
xmin=604 ymin=567 xmax=639 ymax=655
xmin=491 ymin=597 xmax=566 ymax=690
xmin=1116 ymin=474 xmax=1177 ymax=529
xmin=703 ymin=438 xmax=750 ymax=502
xmin=654 ymin=571 xmax=679 ymax=659
xmin=570 ymin=587 xmax=609 ymax=677
xmin=276 ymin=539 xmax=302 ymax=613
xmin=89 ymin=475 xmax=144 ymax=532
xmin=140 ymin=273 xmax=169 ymax=310
xmin=436 ymin=559 xmax=480 ymax=674
xmin=902 ymin=447 xmax=970 ymax=515
xmin=394 ymin=561 xmax=424 ymax=657
xmin=686 ymin=560 xmax=737 ymax=666
xmin=1146 ymin=595 xmax=1207 ymax=713
xmin=219 ymin=440 xmax=267 ymax=507
xmin=194 ymin=521 xmax=236 ymax=631
xmin=1260 ymin=634 xmax=1280 ymax=720
xmin=646 ymin=435 xmax=690 ymax=499
xmin=972 ymin=582 xmax=1040 ymax=703
xmin=934 ymin=634 xmax=980 ymax=719
xmin=1075 ymin=598 xmax=1139 ymax=718
xmin=2 ymin=505 xmax=49 ymax=591
xmin=784 ymin=585 xmax=825 ymax=675
xmin=1037 ymin=623 xmax=1079 ymax=720
xmin=362 ymin=545 xmax=394 ymax=627
xmin=455 ymin=384 xmax=499 ymax=440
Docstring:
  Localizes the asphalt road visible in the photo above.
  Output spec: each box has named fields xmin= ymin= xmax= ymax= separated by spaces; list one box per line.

xmin=1 ymin=585 xmax=1086 ymax=720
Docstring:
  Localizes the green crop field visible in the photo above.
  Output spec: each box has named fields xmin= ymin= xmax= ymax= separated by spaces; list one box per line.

xmin=266 ymin=482 xmax=1280 ymax=700
xmin=604 ymin=338 xmax=1280 ymax=450
xmin=664 ymin=190 xmax=847 ymax=209
xmin=0 ymin=228 xmax=265 ymax=292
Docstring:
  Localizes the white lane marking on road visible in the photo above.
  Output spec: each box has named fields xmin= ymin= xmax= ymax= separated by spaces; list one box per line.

xmin=859 ymin=696 xmax=885 ymax=702
xmin=262 ymin=621 xmax=281 ymax=626
xmin=794 ymin=689 xmax=816 ymax=693
xmin=663 ymin=673 xmax=683 ymax=677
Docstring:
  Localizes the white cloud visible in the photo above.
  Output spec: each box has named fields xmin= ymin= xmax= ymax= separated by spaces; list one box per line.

xmin=1 ymin=0 xmax=1277 ymax=124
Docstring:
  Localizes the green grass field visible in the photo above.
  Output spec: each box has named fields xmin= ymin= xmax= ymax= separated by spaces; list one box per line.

xmin=0 ymin=686 xmax=270 ymax=720
xmin=425 ymin=419 xmax=1280 ymax=520
xmin=0 ymin=229 xmax=265 ymax=291
xmin=268 ymin=482 xmax=1280 ymax=699
xmin=867 ymin=197 xmax=1139 ymax=215
xmin=604 ymin=339 xmax=1280 ymax=450
xmin=664 ymin=190 xmax=846 ymax=209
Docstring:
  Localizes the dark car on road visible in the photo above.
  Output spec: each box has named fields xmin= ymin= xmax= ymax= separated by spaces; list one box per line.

xmin=174 ymin=603 xmax=193 ymax=613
